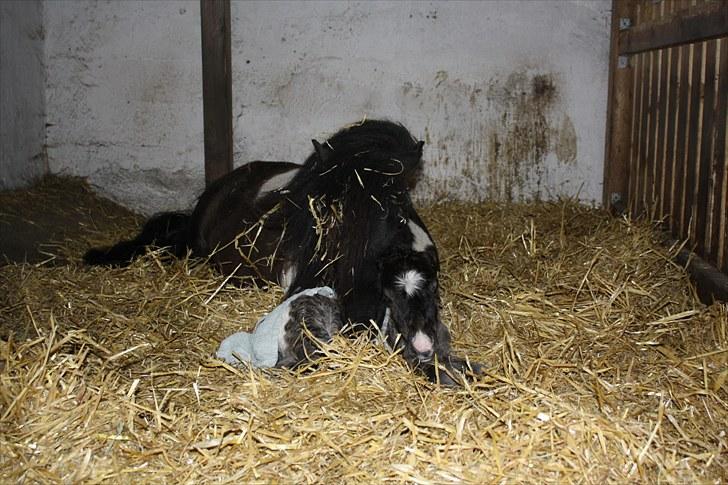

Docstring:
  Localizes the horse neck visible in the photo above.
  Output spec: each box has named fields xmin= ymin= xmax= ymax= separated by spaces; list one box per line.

xmin=283 ymin=179 xmax=407 ymax=290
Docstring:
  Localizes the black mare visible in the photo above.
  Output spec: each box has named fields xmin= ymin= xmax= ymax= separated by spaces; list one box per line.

xmin=85 ymin=120 xmax=480 ymax=384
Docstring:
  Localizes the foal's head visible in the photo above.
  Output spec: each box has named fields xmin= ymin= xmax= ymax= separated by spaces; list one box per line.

xmin=379 ymin=215 xmax=451 ymax=366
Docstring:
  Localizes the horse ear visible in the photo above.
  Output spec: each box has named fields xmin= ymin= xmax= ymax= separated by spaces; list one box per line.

xmin=416 ymin=140 xmax=425 ymax=156
xmin=312 ymin=139 xmax=334 ymax=164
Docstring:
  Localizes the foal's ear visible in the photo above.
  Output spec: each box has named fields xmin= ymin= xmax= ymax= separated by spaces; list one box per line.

xmin=312 ymin=139 xmax=334 ymax=164
xmin=411 ymin=140 xmax=425 ymax=165
xmin=407 ymin=140 xmax=425 ymax=169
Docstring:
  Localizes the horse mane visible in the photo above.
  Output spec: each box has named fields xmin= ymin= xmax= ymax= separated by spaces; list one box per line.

xmin=281 ymin=120 xmax=425 ymax=321
xmin=306 ymin=119 xmax=424 ymax=187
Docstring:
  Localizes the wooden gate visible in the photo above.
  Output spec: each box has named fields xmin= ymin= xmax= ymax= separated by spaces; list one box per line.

xmin=603 ymin=0 xmax=728 ymax=278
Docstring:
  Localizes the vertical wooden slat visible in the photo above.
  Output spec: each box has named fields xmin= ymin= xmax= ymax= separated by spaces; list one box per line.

xmin=663 ymin=45 xmax=679 ymax=229
xmin=667 ymin=0 xmax=677 ymax=16
xmin=636 ymin=1 xmax=645 ymax=27
xmin=672 ymin=44 xmax=691 ymax=238
xmin=629 ymin=53 xmax=643 ymax=216
xmin=648 ymin=49 xmax=661 ymax=216
xmin=654 ymin=0 xmax=668 ymax=221
xmin=643 ymin=50 xmax=659 ymax=216
xmin=684 ymin=42 xmax=704 ymax=244
xmin=644 ymin=0 xmax=656 ymax=26
xmin=632 ymin=53 xmax=647 ymax=217
xmin=710 ymin=39 xmax=727 ymax=271
xmin=695 ymin=40 xmax=717 ymax=255
xmin=200 ymin=0 xmax=233 ymax=186
xmin=635 ymin=0 xmax=653 ymax=217
xmin=634 ymin=7 xmax=648 ymax=210
xmin=678 ymin=0 xmax=692 ymax=14
xmin=705 ymin=39 xmax=725 ymax=268
xmin=628 ymin=52 xmax=638 ymax=215
xmin=655 ymin=47 xmax=670 ymax=219
xmin=603 ymin=0 xmax=636 ymax=213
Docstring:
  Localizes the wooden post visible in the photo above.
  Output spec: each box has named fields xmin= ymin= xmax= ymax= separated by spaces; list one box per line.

xmin=200 ymin=0 xmax=233 ymax=186
xmin=603 ymin=0 xmax=635 ymax=214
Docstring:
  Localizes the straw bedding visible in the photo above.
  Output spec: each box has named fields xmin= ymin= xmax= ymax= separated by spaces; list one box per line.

xmin=0 ymin=178 xmax=726 ymax=483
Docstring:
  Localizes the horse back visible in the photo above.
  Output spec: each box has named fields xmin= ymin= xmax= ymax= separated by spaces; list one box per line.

xmin=190 ymin=161 xmax=301 ymax=283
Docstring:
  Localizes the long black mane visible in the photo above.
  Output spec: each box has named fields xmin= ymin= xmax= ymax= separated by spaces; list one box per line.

xmin=304 ymin=119 xmax=424 ymax=184
xmin=274 ymin=120 xmax=426 ymax=326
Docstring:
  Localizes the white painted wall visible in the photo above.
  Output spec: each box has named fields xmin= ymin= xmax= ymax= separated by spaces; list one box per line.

xmin=44 ymin=0 xmax=203 ymax=213
xmin=43 ymin=0 xmax=611 ymax=214
xmin=0 ymin=0 xmax=47 ymax=190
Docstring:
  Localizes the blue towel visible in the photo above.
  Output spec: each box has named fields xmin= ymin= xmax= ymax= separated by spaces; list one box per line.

xmin=216 ymin=286 xmax=336 ymax=368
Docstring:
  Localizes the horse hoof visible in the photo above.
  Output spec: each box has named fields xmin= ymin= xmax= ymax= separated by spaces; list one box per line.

xmin=422 ymin=364 xmax=460 ymax=386
xmin=429 ymin=359 xmax=484 ymax=386
xmin=447 ymin=356 xmax=484 ymax=377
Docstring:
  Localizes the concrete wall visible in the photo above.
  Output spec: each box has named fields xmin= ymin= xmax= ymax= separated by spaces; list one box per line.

xmin=44 ymin=0 xmax=611 ymax=214
xmin=44 ymin=0 xmax=203 ymax=213
xmin=0 ymin=0 xmax=47 ymax=190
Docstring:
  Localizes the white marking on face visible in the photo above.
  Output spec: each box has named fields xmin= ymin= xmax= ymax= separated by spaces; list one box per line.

xmin=407 ymin=220 xmax=433 ymax=252
xmin=257 ymin=167 xmax=300 ymax=199
xmin=395 ymin=270 xmax=425 ymax=297
xmin=412 ymin=331 xmax=433 ymax=354
xmin=279 ymin=264 xmax=296 ymax=291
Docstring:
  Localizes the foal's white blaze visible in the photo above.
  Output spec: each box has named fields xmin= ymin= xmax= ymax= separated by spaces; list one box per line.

xmin=395 ymin=269 xmax=425 ymax=296
xmin=256 ymin=167 xmax=300 ymax=199
xmin=407 ymin=220 xmax=433 ymax=252
xmin=412 ymin=331 xmax=433 ymax=355
xmin=280 ymin=264 xmax=297 ymax=292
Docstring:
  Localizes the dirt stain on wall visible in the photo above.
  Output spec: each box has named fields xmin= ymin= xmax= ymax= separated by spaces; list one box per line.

xmin=555 ymin=115 xmax=577 ymax=165
xmin=484 ymin=70 xmax=576 ymax=201
xmin=404 ymin=67 xmax=578 ymax=202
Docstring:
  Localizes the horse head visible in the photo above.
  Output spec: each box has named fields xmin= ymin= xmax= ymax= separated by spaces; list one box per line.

xmin=377 ymin=212 xmax=452 ymax=365
xmin=281 ymin=120 xmax=479 ymax=383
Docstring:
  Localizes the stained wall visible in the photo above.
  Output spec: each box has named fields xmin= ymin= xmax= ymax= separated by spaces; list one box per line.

xmin=0 ymin=0 xmax=47 ymax=190
xmin=43 ymin=1 xmax=611 ymax=214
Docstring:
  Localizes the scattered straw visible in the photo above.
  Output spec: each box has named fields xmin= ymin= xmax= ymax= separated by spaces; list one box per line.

xmin=0 ymin=180 xmax=726 ymax=483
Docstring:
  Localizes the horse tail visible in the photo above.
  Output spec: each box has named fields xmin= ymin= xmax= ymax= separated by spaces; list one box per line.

xmin=84 ymin=212 xmax=191 ymax=266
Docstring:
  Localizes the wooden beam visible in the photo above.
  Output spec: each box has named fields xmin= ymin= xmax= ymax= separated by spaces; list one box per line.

xmin=603 ymin=0 xmax=635 ymax=213
xmin=200 ymin=0 xmax=233 ymax=186
xmin=619 ymin=2 xmax=728 ymax=56
xmin=695 ymin=40 xmax=717 ymax=257
xmin=709 ymin=39 xmax=727 ymax=271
